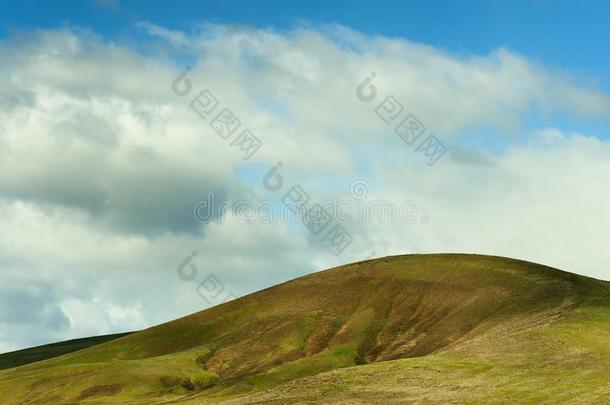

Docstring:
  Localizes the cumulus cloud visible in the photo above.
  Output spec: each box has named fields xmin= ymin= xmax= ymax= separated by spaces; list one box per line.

xmin=0 ymin=24 xmax=609 ymax=351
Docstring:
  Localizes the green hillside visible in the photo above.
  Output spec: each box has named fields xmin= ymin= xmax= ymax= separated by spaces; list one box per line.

xmin=0 ymin=254 xmax=608 ymax=404
xmin=0 ymin=333 xmax=133 ymax=371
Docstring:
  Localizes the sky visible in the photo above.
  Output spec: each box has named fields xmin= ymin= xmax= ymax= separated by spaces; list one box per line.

xmin=0 ymin=0 xmax=609 ymax=352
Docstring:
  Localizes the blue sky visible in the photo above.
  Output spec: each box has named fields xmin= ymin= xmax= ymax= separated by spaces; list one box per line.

xmin=1 ymin=0 xmax=609 ymax=90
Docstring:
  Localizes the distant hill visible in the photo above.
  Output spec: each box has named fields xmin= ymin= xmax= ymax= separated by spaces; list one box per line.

xmin=0 ymin=332 xmax=133 ymax=370
xmin=0 ymin=254 xmax=608 ymax=404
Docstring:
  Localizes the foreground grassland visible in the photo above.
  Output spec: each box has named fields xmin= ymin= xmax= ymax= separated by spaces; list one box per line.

xmin=0 ymin=254 xmax=608 ymax=404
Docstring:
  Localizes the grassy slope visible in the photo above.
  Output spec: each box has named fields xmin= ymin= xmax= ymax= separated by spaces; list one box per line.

xmin=223 ymin=298 xmax=610 ymax=404
xmin=0 ymin=254 xmax=608 ymax=404
xmin=0 ymin=333 xmax=133 ymax=371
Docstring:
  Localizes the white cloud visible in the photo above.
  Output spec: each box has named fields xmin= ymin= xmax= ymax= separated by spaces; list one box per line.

xmin=137 ymin=21 xmax=189 ymax=47
xmin=363 ymin=129 xmax=610 ymax=281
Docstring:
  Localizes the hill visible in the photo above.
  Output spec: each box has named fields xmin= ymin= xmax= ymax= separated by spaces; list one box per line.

xmin=0 ymin=332 xmax=133 ymax=371
xmin=0 ymin=254 xmax=608 ymax=404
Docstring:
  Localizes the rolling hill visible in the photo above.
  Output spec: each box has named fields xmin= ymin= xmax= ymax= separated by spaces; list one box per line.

xmin=0 ymin=254 xmax=608 ymax=404
xmin=0 ymin=332 xmax=133 ymax=371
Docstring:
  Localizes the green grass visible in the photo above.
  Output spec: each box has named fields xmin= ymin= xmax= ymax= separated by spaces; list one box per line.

xmin=0 ymin=254 xmax=608 ymax=404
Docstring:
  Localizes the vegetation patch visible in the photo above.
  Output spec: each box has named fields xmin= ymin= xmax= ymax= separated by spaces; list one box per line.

xmin=74 ymin=383 xmax=123 ymax=400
